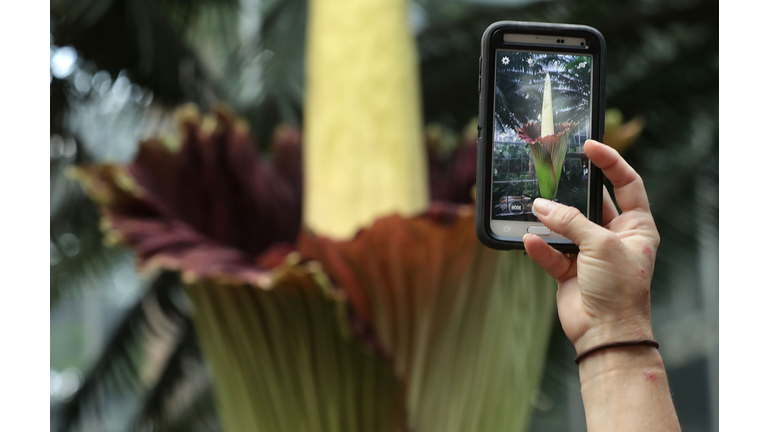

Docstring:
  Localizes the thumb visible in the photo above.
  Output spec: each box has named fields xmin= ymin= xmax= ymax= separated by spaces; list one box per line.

xmin=533 ymin=198 xmax=605 ymax=247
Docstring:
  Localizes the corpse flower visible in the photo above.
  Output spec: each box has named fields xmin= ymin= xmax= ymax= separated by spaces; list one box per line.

xmin=516 ymin=73 xmax=576 ymax=199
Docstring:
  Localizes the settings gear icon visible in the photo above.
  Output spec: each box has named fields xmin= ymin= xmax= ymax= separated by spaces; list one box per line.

xmin=501 ymin=56 xmax=510 ymax=65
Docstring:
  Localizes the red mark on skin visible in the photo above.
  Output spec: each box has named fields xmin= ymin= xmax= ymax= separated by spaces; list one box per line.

xmin=643 ymin=370 xmax=656 ymax=381
xmin=642 ymin=245 xmax=652 ymax=257
xmin=640 ymin=269 xmax=646 ymax=278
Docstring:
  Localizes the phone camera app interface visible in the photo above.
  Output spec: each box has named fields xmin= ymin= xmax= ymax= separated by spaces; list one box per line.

xmin=491 ymin=51 xmax=592 ymax=222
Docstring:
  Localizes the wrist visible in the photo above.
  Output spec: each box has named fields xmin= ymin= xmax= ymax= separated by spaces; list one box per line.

xmin=578 ymin=344 xmax=665 ymax=385
xmin=572 ymin=316 xmax=653 ymax=354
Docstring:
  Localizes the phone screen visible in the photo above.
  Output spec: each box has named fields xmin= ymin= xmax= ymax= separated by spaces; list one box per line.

xmin=491 ymin=49 xmax=593 ymax=223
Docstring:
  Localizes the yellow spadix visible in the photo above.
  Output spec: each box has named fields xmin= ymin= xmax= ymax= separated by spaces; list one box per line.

xmin=541 ymin=73 xmax=554 ymax=137
xmin=304 ymin=0 xmax=429 ymax=239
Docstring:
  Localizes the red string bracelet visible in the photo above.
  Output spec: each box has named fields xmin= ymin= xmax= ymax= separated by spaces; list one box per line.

xmin=574 ymin=339 xmax=659 ymax=364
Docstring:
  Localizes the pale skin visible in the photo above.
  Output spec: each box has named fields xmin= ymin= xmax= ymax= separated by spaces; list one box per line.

xmin=523 ymin=140 xmax=681 ymax=432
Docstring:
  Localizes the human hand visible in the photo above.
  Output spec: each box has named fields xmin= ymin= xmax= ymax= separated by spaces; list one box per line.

xmin=523 ymin=140 xmax=660 ymax=354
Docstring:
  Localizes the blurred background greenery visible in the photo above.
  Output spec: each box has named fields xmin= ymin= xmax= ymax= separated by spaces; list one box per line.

xmin=50 ymin=0 xmax=718 ymax=431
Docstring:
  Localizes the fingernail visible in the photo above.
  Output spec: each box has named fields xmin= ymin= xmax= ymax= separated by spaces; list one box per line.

xmin=533 ymin=198 xmax=557 ymax=217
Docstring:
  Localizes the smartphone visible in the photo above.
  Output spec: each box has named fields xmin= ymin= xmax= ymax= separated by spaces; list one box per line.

xmin=475 ymin=21 xmax=606 ymax=252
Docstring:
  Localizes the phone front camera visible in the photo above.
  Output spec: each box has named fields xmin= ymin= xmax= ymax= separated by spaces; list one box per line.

xmin=580 ymin=42 xmax=585 ymax=46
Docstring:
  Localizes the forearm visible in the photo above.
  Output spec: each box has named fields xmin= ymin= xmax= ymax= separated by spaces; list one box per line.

xmin=578 ymin=345 xmax=681 ymax=432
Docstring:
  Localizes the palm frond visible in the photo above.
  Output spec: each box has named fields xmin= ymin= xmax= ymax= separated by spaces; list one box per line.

xmin=50 ymin=225 xmax=129 ymax=307
xmin=52 ymin=0 xmax=225 ymax=106
xmin=235 ymin=0 xmax=308 ymax=147
xmin=51 ymin=150 xmax=125 ymax=306
xmin=53 ymin=271 xmax=190 ymax=432
xmin=132 ymin=322 xmax=220 ymax=432
xmin=162 ymin=386 xmax=221 ymax=432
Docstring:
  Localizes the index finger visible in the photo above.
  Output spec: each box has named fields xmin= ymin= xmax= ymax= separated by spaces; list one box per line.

xmin=584 ymin=140 xmax=650 ymax=213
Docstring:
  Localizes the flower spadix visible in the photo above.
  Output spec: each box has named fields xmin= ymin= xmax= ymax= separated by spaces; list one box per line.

xmin=304 ymin=0 xmax=428 ymax=239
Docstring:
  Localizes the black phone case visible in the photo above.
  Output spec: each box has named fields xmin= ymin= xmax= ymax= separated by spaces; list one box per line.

xmin=475 ymin=21 xmax=606 ymax=253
